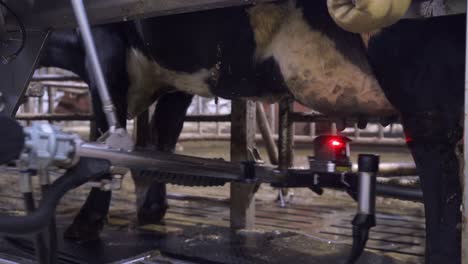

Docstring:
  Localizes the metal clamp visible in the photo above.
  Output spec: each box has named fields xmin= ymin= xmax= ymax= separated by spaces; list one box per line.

xmin=19 ymin=123 xmax=80 ymax=170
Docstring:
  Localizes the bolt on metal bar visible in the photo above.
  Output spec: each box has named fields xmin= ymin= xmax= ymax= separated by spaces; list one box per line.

xmin=70 ymin=0 xmax=119 ymax=131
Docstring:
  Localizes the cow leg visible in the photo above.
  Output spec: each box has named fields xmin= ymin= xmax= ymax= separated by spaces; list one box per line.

xmin=63 ymin=89 xmax=114 ymax=241
xmin=65 ymin=29 xmax=129 ymax=240
xmin=133 ymin=91 xmax=193 ymax=225
xmin=402 ymin=112 xmax=462 ymax=264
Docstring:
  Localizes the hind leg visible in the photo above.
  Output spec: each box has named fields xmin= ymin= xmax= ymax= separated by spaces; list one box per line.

xmin=133 ymin=91 xmax=193 ymax=225
xmin=402 ymin=111 xmax=462 ymax=264
xmin=65 ymin=29 xmax=129 ymax=240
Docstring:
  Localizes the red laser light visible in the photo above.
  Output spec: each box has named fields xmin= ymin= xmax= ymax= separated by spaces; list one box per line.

xmin=329 ymin=139 xmax=343 ymax=147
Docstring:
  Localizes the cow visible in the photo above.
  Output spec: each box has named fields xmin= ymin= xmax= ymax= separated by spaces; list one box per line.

xmin=125 ymin=1 xmax=463 ymax=263
xmin=368 ymin=14 xmax=465 ymax=264
xmin=39 ymin=25 xmax=193 ymax=240
xmin=40 ymin=1 xmax=462 ymax=263
xmin=126 ymin=1 xmax=398 ymax=121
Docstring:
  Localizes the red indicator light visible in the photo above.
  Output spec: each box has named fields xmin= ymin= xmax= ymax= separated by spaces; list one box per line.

xmin=329 ymin=139 xmax=343 ymax=147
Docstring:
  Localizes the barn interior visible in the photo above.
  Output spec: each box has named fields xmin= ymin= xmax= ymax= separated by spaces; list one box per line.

xmin=0 ymin=0 xmax=465 ymax=264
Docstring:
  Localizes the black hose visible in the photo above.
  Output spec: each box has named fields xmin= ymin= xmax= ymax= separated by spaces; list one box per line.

xmin=376 ymin=184 xmax=423 ymax=202
xmin=0 ymin=115 xmax=24 ymax=165
xmin=0 ymin=158 xmax=110 ymax=235
xmin=41 ymin=184 xmax=58 ymax=264
xmin=346 ymin=225 xmax=370 ymax=264
xmin=23 ymin=192 xmax=49 ymax=264
xmin=346 ymin=214 xmax=375 ymax=264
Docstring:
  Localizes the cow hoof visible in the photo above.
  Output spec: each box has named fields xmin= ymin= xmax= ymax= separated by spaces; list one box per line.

xmin=137 ymin=202 xmax=168 ymax=226
xmin=64 ymin=216 xmax=104 ymax=242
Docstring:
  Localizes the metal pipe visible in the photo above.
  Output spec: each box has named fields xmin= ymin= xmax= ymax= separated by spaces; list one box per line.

xmin=352 ymin=162 xmax=417 ymax=177
xmin=178 ymin=133 xmax=407 ymax=146
xmin=70 ymin=0 xmax=119 ymax=130
xmin=375 ymin=184 xmax=422 ymax=202
xmin=346 ymin=154 xmax=378 ymax=264
xmin=16 ymin=113 xmax=94 ymax=121
xmin=278 ymin=99 xmax=294 ymax=170
xmin=77 ymin=143 xmax=243 ymax=180
xmin=256 ymin=102 xmax=278 ymax=165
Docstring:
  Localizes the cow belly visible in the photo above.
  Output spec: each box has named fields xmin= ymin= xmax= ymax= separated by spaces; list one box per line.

xmin=126 ymin=48 xmax=213 ymax=119
xmin=262 ymin=8 xmax=397 ymax=117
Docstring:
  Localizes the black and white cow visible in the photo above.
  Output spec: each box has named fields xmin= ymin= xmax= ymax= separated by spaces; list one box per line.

xmin=126 ymin=1 xmax=397 ymax=121
xmin=39 ymin=1 xmax=464 ymax=263
xmin=125 ymin=1 xmax=464 ymax=263
xmin=39 ymin=24 xmax=193 ymax=240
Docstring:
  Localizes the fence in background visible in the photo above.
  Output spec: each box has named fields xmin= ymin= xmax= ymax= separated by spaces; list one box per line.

xmin=17 ymin=71 xmax=406 ymax=147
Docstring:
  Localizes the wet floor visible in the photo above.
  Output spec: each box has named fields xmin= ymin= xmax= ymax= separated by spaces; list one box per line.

xmin=0 ymin=142 xmax=422 ymax=263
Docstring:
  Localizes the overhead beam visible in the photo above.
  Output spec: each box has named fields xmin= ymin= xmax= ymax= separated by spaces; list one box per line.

xmin=4 ymin=0 xmax=467 ymax=31
xmin=5 ymin=0 xmax=276 ymax=30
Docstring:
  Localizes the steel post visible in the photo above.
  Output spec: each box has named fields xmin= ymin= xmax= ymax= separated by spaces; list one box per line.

xmin=256 ymin=102 xmax=278 ymax=165
xmin=70 ymin=0 xmax=119 ymax=131
xmin=230 ymin=99 xmax=256 ymax=229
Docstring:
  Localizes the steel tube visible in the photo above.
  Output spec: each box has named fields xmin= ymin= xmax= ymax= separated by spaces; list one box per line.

xmin=178 ymin=133 xmax=407 ymax=146
xmin=375 ymin=184 xmax=422 ymax=202
xmin=256 ymin=102 xmax=278 ymax=165
xmin=357 ymin=172 xmax=376 ymax=215
xmin=70 ymin=0 xmax=119 ymax=130
xmin=16 ymin=113 xmax=93 ymax=121
xmin=357 ymin=155 xmax=378 ymax=215
xmin=77 ymin=143 xmax=243 ymax=180
xmin=278 ymin=99 xmax=294 ymax=170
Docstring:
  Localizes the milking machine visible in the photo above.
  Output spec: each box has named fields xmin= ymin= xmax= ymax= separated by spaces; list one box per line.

xmin=0 ymin=114 xmax=379 ymax=264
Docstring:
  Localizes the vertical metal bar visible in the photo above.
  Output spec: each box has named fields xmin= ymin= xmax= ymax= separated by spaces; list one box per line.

xmin=278 ymin=99 xmax=294 ymax=170
xmin=277 ymin=99 xmax=294 ymax=208
xmin=331 ymin=122 xmax=337 ymax=135
xmin=197 ymin=96 xmax=202 ymax=135
xmin=230 ymin=99 xmax=256 ymax=229
xmin=270 ymin=104 xmax=276 ymax=134
xmin=70 ymin=0 xmax=119 ymax=130
xmin=216 ymin=99 xmax=221 ymax=136
xmin=38 ymin=96 xmax=43 ymax=113
xmin=462 ymin=3 xmax=468 ymax=263
xmin=354 ymin=123 xmax=360 ymax=139
xmin=47 ymin=86 xmax=54 ymax=124
xmin=47 ymin=87 xmax=53 ymax=114
xmin=309 ymin=122 xmax=316 ymax=139
xmin=378 ymin=124 xmax=384 ymax=140
xmin=256 ymin=102 xmax=278 ymax=165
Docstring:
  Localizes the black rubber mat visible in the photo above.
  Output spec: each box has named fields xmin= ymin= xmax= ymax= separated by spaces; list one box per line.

xmin=0 ymin=229 xmax=163 ymax=264
xmin=157 ymin=226 xmax=400 ymax=264
xmin=0 ymin=225 xmax=402 ymax=264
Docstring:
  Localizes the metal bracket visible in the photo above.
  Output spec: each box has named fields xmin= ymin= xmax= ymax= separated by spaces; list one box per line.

xmin=84 ymin=174 xmax=123 ymax=191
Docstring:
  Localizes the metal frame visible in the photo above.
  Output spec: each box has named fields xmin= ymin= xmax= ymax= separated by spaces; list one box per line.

xmin=4 ymin=0 xmax=277 ymax=30
xmin=463 ymin=2 xmax=468 ymax=263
